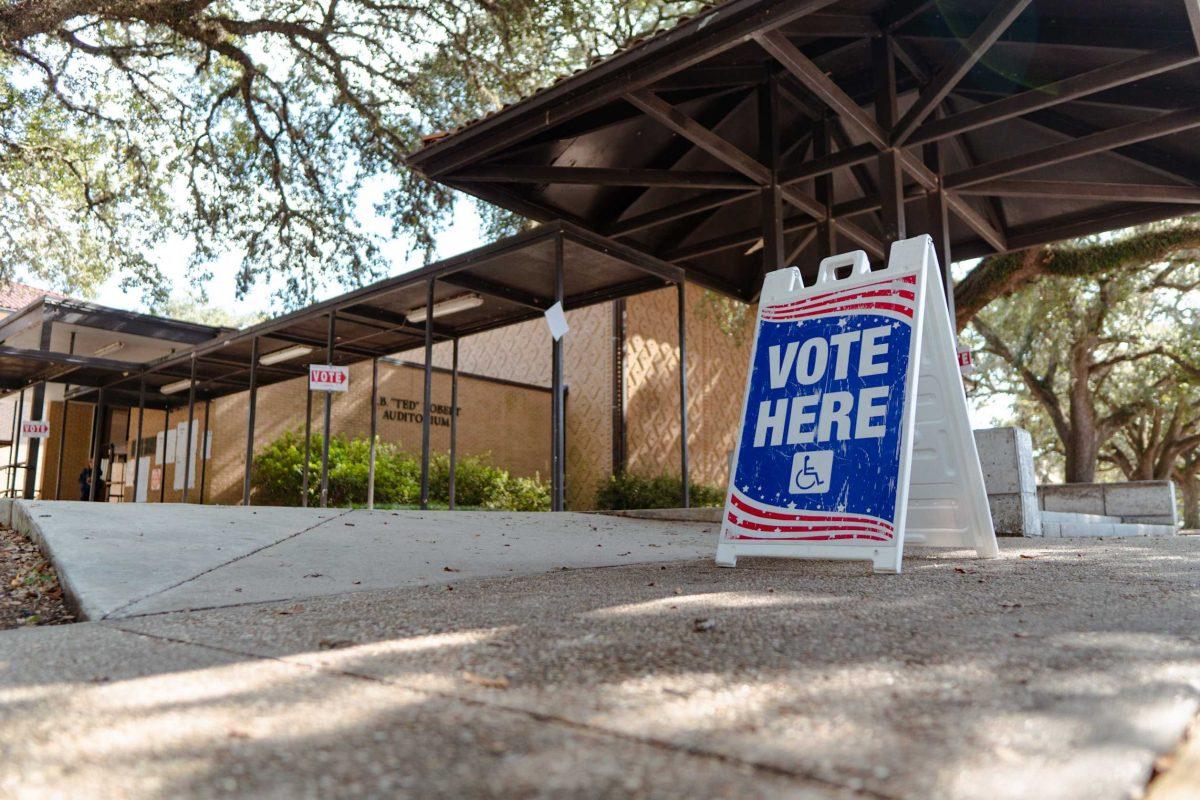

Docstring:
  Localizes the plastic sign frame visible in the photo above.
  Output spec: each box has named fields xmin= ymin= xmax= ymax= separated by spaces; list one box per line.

xmin=309 ymin=364 xmax=349 ymax=392
xmin=715 ymin=235 xmax=998 ymax=574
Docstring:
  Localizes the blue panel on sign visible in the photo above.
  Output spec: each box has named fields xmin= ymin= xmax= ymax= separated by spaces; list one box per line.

xmin=726 ymin=274 xmax=915 ymax=545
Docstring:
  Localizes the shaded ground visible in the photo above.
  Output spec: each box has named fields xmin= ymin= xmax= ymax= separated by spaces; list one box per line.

xmin=3 ymin=535 xmax=1199 ymax=799
xmin=0 ymin=526 xmax=73 ymax=629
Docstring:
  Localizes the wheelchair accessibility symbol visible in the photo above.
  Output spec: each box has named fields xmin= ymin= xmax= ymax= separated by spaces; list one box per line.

xmin=789 ymin=450 xmax=833 ymax=494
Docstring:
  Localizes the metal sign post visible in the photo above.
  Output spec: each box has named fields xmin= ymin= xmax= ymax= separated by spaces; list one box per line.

xmin=716 ymin=235 xmax=997 ymax=574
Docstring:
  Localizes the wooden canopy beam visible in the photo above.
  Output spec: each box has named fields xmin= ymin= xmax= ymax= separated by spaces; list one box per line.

xmin=947 ymin=106 xmax=1200 ymax=189
xmin=607 ymin=89 xmax=758 ymax=236
xmin=410 ymin=0 xmax=842 ymax=176
xmin=891 ymin=0 xmax=1033 ymax=145
xmin=606 ymin=190 xmax=757 ymax=237
xmin=957 ymin=179 xmax=1200 ymax=204
xmin=907 ymin=45 xmax=1200 ymax=147
xmin=449 ymin=165 xmax=757 ymax=190
xmin=626 ymin=88 xmax=883 ymax=257
xmin=756 ymin=29 xmax=1005 ymax=251
xmin=440 ymin=274 xmax=552 ymax=311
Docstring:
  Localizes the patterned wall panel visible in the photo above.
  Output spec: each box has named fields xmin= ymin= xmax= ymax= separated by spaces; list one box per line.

xmin=624 ymin=284 xmax=753 ymax=492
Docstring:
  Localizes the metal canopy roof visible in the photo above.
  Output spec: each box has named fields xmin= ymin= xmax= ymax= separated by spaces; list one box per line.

xmin=53 ymin=222 xmax=680 ymax=409
xmin=407 ymin=0 xmax=1200 ymax=301
xmin=0 ymin=298 xmax=232 ymax=409
xmin=0 ymin=296 xmax=233 ymax=349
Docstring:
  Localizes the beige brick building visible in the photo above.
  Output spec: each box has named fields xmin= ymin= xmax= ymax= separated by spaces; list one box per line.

xmin=402 ymin=283 xmax=753 ymax=508
xmin=7 ymin=282 xmax=754 ymax=510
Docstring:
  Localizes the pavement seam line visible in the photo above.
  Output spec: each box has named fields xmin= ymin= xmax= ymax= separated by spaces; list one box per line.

xmin=102 ymin=508 xmax=356 ymax=620
xmin=109 ymin=555 xmax=718 ymax=622
xmin=104 ymin=622 xmax=895 ymax=800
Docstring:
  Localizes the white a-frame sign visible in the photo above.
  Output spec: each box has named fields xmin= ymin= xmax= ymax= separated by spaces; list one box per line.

xmin=715 ymin=235 xmax=998 ymax=574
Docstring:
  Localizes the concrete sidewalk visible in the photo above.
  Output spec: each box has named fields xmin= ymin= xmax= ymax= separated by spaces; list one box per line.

xmin=5 ymin=501 xmax=715 ymax=619
xmin=3 ymin=534 xmax=1200 ymax=799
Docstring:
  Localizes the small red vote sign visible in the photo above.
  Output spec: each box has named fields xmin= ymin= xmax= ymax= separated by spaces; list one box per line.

xmin=20 ymin=420 xmax=49 ymax=439
xmin=309 ymin=364 xmax=349 ymax=393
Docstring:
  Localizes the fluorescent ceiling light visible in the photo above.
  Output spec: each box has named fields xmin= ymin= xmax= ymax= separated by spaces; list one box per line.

xmin=93 ymin=341 xmax=125 ymax=357
xmin=407 ymin=293 xmax=483 ymax=324
xmin=260 ymin=345 xmax=313 ymax=366
xmin=160 ymin=379 xmax=192 ymax=395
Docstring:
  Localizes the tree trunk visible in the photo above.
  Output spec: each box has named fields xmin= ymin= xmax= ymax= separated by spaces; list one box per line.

xmin=1064 ymin=431 xmax=1099 ymax=483
xmin=1181 ymin=472 xmax=1200 ymax=530
xmin=1064 ymin=343 xmax=1099 ymax=483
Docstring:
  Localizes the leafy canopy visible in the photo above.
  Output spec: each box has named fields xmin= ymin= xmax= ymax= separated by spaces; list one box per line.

xmin=0 ymin=0 xmax=701 ymax=309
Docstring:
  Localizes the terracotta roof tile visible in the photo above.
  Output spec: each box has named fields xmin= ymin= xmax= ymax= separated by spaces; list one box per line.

xmin=0 ymin=281 xmax=68 ymax=312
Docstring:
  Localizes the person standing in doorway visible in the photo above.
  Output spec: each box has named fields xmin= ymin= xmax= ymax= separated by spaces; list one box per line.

xmin=78 ymin=459 xmax=106 ymax=501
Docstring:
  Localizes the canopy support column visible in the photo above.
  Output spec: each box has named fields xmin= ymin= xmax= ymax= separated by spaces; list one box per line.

xmin=420 ymin=279 xmax=434 ymax=510
xmin=367 ymin=356 xmax=378 ymax=510
xmin=677 ymin=279 xmax=690 ymax=508
xmin=23 ymin=321 xmax=52 ymax=499
xmin=182 ymin=354 xmax=196 ymax=503
xmin=54 ymin=397 xmax=69 ymax=500
xmin=814 ymin=119 xmax=837 ymax=258
xmin=160 ymin=407 xmax=169 ymax=503
xmin=874 ymin=35 xmax=906 ymax=250
xmin=54 ymin=331 xmax=76 ymax=500
xmin=243 ymin=337 xmax=259 ymax=506
xmin=758 ymin=78 xmax=785 ymax=274
xmin=319 ymin=313 xmax=335 ymax=508
xmin=551 ymin=234 xmax=566 ymax=511
xmin=925 ymin=139 xmax=956 ymax=322
xmin=611 ymin=299 xmax=627 ymax=477
xmin=132 ymin=373 xmax=145 ymax=502
xmin=89 ymin=389 xmax=104 ymax=502
xmin=199 ymin=401 xmax=210 ymax=504
xmin=301 ymin=388 xmax=312 ymax=507
xmin=9 ymin=389 xmax=23 ymax=498
xmin=449 ymin=339 xmax=459 ymax=510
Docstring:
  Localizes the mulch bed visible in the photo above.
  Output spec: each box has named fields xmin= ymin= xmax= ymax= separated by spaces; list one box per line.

xmin=1 ymin=526 xmax=74 ymax=629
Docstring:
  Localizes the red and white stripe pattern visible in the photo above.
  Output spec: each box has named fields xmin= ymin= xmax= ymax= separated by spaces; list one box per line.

xmin=724 ymin=489 xmax=895 ymax=542
xmin=760 ymin=274 xmax=916 ymax=325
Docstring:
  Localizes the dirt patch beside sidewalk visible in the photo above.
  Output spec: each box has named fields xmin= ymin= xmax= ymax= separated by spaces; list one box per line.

xmin=1 ymin=526 xmax=73 ymax=629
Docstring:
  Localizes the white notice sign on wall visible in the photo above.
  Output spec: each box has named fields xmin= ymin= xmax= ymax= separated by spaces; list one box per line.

xmin=309 ymin=364 xmax=349 ymax=392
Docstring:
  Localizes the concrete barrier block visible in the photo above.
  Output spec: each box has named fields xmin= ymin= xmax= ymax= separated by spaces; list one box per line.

xmin=973 ymin=428 xmax=1036 ymax=495
xmin=1103 ymin=482 xmax=1177 ymax=522
xmin=1120 ymin=515 xmax=1177 ymax=526
xmin=1057 ymin=521 xmax=1115 ymax=538
xmin=0 ymin=498 xmax=11 ymax=528
xmin=1039 ymin=485 xmax=1106 ymax=515
xmin=988 ymin=493 xmax=1041 ymax=537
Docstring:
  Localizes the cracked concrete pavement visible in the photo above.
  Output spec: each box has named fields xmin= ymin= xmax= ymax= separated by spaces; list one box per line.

xmin=3 ymin=529 xmax=1200 ymax=799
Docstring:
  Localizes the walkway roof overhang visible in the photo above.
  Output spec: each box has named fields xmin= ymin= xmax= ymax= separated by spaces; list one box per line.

xmin=407 ymin=0 xmax=1200 ymax=301
xmin=42 ymin=223 xmax=680 ymax=409
xmin=0 ymin=297 xmax=232 ymax=350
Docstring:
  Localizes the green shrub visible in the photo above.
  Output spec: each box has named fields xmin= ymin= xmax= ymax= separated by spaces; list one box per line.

xmin=251 ymin=430 xmax=548 ymax=511
xmin=593 ymin=472 xmax=724 ymax=510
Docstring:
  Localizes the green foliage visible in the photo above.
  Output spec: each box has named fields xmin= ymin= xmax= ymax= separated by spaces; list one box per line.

xmin=695 ymin=290 xmax=753 ymax=345
xmin=963 ymin=220 xmax=1200 ymax=484
xmin=251 ymin=430 xmax=548 ymax=510
xmin=594 ymin=472 xmax=723 ymax=510
xmin=2 ymin=0 xmax=704 ymax=307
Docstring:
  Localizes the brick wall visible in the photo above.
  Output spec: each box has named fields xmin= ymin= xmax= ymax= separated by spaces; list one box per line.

xmin=204 ymin=360 xmax=551 ymax=506
xmin=403 ymin=286 xmax=752 ymax=508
